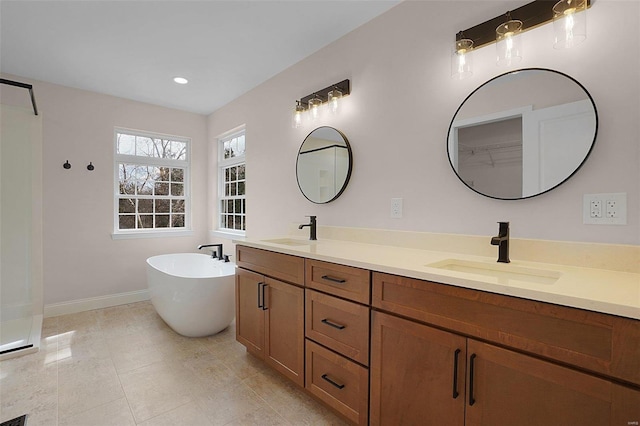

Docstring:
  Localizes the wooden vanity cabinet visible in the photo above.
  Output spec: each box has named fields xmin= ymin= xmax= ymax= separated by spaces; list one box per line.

xmin=235 ymin=246 xmax=305 ymax=386
xmin=370 ymin=310 xmax=640 ymax=425
xmin=372 ymin=272 xmax=640 ymax=386
xmin=235 ymin=246 xmax=640 ymax=425
xmin=371 ymin=272 xmax=640 ymax=425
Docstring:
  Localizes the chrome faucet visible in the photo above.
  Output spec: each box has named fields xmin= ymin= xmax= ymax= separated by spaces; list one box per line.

xmin=298 ymin=216 xmax=317 ymax=241
xmin=490 ymin=222 xmax=510 ymax=263
xmin=198 ymin=243 xmax=225 ymax=261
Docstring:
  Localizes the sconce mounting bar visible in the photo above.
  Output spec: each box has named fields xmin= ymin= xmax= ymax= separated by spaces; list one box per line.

xmin=457 ymin=0 xmax=591 ymax=49
xmin=299 ymin=79 xmax=350 ymax=107
xmin=0 ymin=78 xmax=39 ymax=116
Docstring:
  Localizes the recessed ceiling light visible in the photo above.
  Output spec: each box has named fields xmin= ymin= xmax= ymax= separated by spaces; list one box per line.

xmin=173 ymin=77 xmax=188 ymax=85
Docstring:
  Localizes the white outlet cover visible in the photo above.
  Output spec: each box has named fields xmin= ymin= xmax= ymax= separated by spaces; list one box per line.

xmin=583 ymin=193 xmax=627 ymax=225
xmin=391 ymin=198 xmax=403 ymax=218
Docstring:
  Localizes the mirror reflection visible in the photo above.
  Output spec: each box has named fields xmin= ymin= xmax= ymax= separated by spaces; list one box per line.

xmin=296 ymin=126 xmax=352 ymax=204
xmin=447 ymin=68 xmax=598 ymax=200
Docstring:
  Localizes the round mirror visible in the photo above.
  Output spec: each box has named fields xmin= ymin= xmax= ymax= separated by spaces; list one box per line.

xmin=447 ymin=68 xmax=598 ymax=200
xmin=296 ymin=126 xmax=352 ymax=203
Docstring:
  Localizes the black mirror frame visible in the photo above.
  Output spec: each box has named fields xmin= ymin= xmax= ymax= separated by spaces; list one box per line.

xmin=446 ymin=68 xmax=599 ymax=200
xmin=296 ymin=126 xmax=353 ymax=204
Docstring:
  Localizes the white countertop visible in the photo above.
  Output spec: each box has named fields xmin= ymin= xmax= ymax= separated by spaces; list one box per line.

xmin=235 ymin=237 xmax=640 ymax=320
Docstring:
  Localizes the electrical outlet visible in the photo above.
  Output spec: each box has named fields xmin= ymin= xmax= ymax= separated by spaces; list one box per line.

xmin=583 ymin=193 xmax=627 ymax=225
xmin=391 ymin=198 xmax=403 ymax=218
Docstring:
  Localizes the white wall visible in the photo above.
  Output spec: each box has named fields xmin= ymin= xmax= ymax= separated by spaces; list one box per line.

xmin=1 ymin=76 xmax=209 ymax=306
xmin=208 ymin=0 xmax=640 ymax=246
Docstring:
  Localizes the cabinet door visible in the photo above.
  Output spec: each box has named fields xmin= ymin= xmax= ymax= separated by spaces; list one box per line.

xmin=466 ymin=340 xmax=634 ymax=426
xmin=370 ymin=311 xmax=466 ymax=426
xmin=264 ymin=277 xmax=305 ymax=386
xmin=236 ymin=268 xmax=265 ymax=356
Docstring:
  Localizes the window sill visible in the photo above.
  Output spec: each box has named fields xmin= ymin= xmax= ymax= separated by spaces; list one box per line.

xmin=210 ymin=229 xmax=246 ymax=241
xmin=112 ymin=230 xmax=194 ymax=240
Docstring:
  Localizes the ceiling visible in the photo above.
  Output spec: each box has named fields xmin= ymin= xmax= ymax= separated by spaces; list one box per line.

xmin=0 ymin=1 xmax=400 ymax=115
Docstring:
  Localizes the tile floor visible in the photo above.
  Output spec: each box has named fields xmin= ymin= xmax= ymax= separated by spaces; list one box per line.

xmin=0 ymin=301 xmax=347 ymax=425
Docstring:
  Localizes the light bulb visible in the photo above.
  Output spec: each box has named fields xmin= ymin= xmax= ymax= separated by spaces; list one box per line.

xmin=451 ymin=38 xmax=473 ymax=79
xmin=308 ymin=95 xmax=322 ymax=121
xmin=496 ymin=17 xmax=522 ymax=66
xmin=327 ymin=88 xmax=343 ymax=114
xmin=291 ymin=101 xmax=305 ymax=129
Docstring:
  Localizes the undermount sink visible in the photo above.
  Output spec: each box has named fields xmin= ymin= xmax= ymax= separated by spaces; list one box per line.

xmin=427 ymin=259 xmax=561 ymax=285
xmin=261 ymin=238 xmax=312 ymax=246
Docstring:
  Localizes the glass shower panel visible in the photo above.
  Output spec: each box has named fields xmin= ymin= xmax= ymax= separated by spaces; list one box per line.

xmin=0 ymin=104 xmax=43 ymax=356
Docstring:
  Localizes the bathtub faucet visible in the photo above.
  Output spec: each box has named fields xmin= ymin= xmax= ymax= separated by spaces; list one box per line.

xmin=198 ymin=244 xmax=224 ymax=261
xmin=298 ymin=215 xmax=317 ymax=241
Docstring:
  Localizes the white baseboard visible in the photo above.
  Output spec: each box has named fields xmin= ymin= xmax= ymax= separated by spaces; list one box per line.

xmin=44 ymin=289 xmax=150 ymax=318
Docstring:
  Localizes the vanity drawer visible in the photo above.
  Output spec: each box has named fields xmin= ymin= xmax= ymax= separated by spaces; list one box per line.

xmin=236 ymin=245 xmax=304 ymax=286
xmin=305 ymin=339 xmax=369 ymax=425
xmin=372 ymin=272 xmax=640 ymax=386
xmin=305 ymin=290 xmax=370 ymax=366
xmin=306 ymin=259 xmax=370 ymax=304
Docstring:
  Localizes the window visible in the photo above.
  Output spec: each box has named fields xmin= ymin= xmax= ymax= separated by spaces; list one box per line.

xmin=218 ymin=129 xmax=246 ymax=234
xmin=114 ymin=129 xmax=190 ymax=234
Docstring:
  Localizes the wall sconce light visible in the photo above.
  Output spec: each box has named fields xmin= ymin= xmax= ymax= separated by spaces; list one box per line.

xmin=553 ymin=0 xmax=587 ymax=49
xmin=452 ymin=32 xmax=474 ymax=79
xmin=496 ymin=11 xmax=523 ymax=66
xmin=291 ymin=79 xmax=350 ymax=128
xmin=452 ymin=0 xmax=590 ymax=74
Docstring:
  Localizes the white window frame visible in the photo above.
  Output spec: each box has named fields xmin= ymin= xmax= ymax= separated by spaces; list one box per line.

xmin=112 ymin=128 xmax=192 ymax=239
xmin=216 ymin=128 xmax=246 ymax=237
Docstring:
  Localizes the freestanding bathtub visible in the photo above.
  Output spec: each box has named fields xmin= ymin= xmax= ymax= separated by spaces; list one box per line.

xmin=146 ymin=253 xmax=235 ymax=337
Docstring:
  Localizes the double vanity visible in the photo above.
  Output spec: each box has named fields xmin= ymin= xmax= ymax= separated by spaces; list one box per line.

xmin=238 ymin=65 xmax=630 ymax=426
xmin=234 ymin=235 xmax=640 ymax=425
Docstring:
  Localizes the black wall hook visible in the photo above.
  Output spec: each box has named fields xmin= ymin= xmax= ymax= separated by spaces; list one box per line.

xmin=63 ymin=160 xmax=71 ymax=169
xmin=87 ymin=162 xmax=95 ymax=171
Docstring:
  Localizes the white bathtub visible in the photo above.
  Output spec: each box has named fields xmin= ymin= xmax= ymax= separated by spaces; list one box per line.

xmin=146 ymin=253 xmax=235 ymax=337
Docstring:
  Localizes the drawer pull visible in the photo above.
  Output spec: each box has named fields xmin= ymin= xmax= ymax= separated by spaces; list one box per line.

xmin=321 ymin=275 xmax=346 ymax=284
xmin=321 ymin=318 xmax=346 ymax=330
xmin=452 ymin=348 xmax=461 ymax=399
xmin=257 ymin=282 xmax=264 ymax=309
xmin=321 ymin=374 xmax=345 ymax=389
xmin=469 ymin=353 xmax=477 ymax=406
